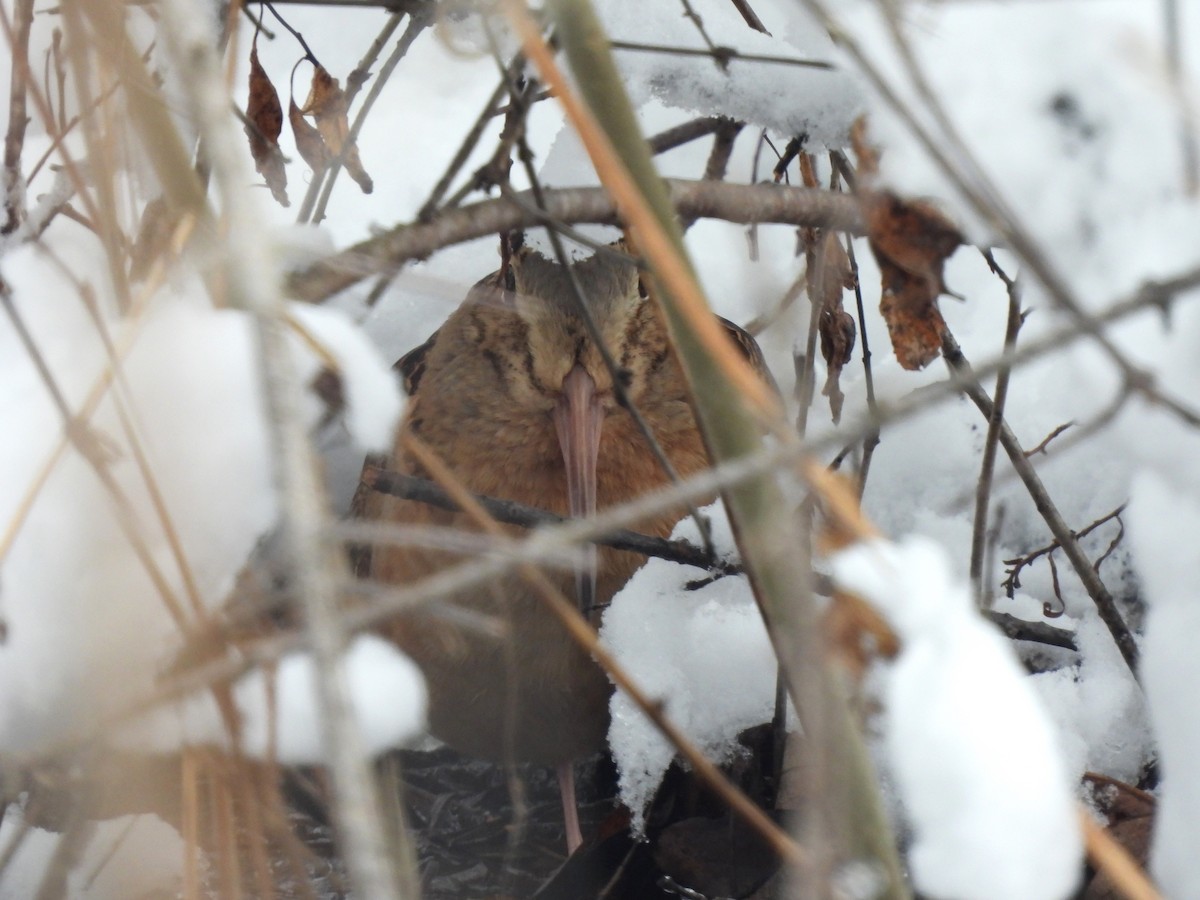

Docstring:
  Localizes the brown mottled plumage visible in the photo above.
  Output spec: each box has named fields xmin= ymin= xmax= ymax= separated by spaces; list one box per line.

xmin=357 ymin=243 xmax=771 ymax=776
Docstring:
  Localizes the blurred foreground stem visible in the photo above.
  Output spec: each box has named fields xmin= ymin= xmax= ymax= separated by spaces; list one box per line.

xmin=544 ymin=0 xmax=906 ymax=894
xmin=152 ymin=1 xmax=416 ymax=895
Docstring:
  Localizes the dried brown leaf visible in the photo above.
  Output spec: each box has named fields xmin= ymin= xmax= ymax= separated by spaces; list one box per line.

xmin=245 ymin=43 xmax=289 ymax=207
xmin=863 ymin=191 xmax=962 ymax=371
xmin=807 ymin=232 xmax=856 ymax=423
xmin=301 ymin=65 xmax=373 ymax=194
xmin=1080 ymin=775 xmax=1155 ymax=900
xmin=289 ymin=98 xmax=330 ymax=174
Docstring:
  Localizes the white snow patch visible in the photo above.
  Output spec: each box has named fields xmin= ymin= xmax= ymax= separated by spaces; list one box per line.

xmin=0 ymin=229 xmax=409 ymax=756
xmin=236 ymin=633 xmax=428 ymax=764
xmin=601 ymin=502 xmax=775 ymax=832
xmin=596 ymin=0 xmax=863 ymax=144
xmin=0 ymin=238 xmax=275 ymax=750
xmin=829 ymin=537 xmax=1082 ymax=900
xmin=0 ymin=812 xmax=182 ymax=899
xmin=1129 ymin=473 xmax=1200 ymax=896
xmin=289 ymin=302 xmax=406 ymax=451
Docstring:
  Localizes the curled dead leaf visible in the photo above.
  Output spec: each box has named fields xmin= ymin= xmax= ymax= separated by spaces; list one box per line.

xmin=820 ymin=307 xmax=857 ymax=423
xmin=301 ymin=65 xmax=374 ymax=194
xmin=290 ymin=98 xmax=330 ymax=173
xmin=245 ymin=42 xmax=289 ymax=207
xmin=806 ymin=231 xmax=856 ymax=423
xmin=863 ymin=192 xmax=963 ymax=371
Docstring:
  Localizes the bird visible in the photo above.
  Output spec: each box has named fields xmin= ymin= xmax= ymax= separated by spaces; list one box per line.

xmin=353 ymin=236 xmax=773 ymax=851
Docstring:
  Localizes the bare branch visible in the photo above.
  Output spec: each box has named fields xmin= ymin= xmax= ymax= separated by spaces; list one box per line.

xmin=363 ymin=466 xmax=739 ymax=575
xmin=289 ymin=178 xmax=864 ymax=302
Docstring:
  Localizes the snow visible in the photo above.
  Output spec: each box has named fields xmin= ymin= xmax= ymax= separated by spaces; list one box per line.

xmin=594 ymin=0 xmax=863 ymax=144
xmin=0 ymin=241 xmax=264 ymax=749
xmin=1128 ymin=475 xmax=1200 ymax=896
xmin=236 ymin=634 xmax=427 ymax=764
xmin=288 ymin=302 xmax=406 ymax=451
xmin=829 ymin=536 xmax=1082 ymax=900
xmin=601 ymin=501 xmax=773 ymax=832
xmin=0 ymin=229 xmax=416 ymax=758
xmin=0 ymin=813 xmax=183 ymax=900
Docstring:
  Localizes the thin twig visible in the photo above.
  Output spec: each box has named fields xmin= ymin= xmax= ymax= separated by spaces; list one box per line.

xmin=703 ymin=118 xmax=743 ymax=181
xmin=844 ymin=232 xmax=879 ymax=496
xmin=1025 ymin=422 xmax=1074 ymax=457
xmin=676 ymin=0 xmax=725 ymax=70
xmin=772 ymin=135 xmax=804 ymax=183
xmin=364 ymin=467 xmax=738 ymax=575
xmin=679 ymin=117 xmax=743 ymax=229
xmin=610 ymin=39 xmax=832 ymax=70
xmin=260 ymin=0 xmax=320 ymax=64
xmin=969 ymin=249 xmax=1023 ymax=606
xmin=648 ymin=114 xmax=736 ymax=155
xmin=729 ymin=0 xmax=769 ymax=34
xmin=1002 ymin=505 xmax=1126 ymax=600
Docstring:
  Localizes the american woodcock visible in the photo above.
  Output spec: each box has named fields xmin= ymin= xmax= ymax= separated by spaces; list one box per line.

xmin=355 ymin=238 xmax=771 ymax=849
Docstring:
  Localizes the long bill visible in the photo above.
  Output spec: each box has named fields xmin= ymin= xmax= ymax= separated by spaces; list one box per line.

xmin=553 ymin=363 xmax=604 ymax=620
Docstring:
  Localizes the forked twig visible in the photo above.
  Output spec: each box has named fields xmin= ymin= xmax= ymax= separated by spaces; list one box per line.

xmin=1025 ymin=422 xmax=1074 ymax=457
xmin=1002 ymin=504 xmax=1126 ymax=600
